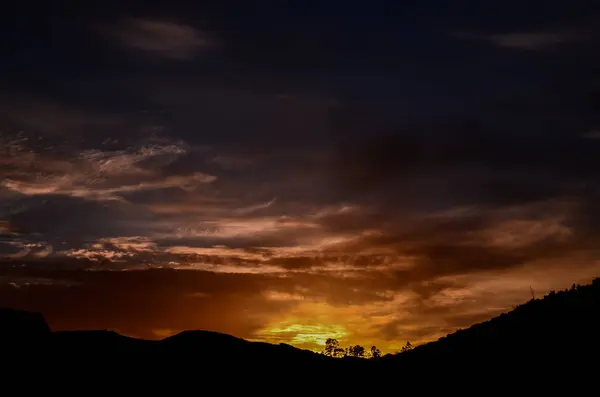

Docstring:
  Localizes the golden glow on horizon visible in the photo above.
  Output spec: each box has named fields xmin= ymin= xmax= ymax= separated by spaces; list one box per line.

xmin=253 ymin=299 xmax=410 ymax=353
xmin=258 ymin=323 xmax=348 ymax=350
xmin=250 ymin=261 xmax=600 ymax=354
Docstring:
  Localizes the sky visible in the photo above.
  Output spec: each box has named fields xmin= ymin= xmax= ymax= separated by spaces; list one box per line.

xmin=1 ymin=1 xmax=600 ymax=353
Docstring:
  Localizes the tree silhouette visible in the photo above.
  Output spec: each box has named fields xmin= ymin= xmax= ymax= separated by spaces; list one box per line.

xmin=334 ymin=346 xmax=345 ymax=357
xmin=324 ymin=338 xmax=346 ymax=357
xmin=347 ymin=344 xmax=366 ymax=357
xmin=324 ymin=338 xmax=339 ymax=357
xmin=400 ymin=341 xmax=413 ymax=353
xmin=370 ymin=345 xmax=381 ymax=358
xmin=324 ymin=340 xmax=386 ymax=359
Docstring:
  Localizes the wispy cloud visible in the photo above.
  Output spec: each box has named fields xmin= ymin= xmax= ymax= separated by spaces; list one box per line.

xmin=110 ymin=17 xmax=215 ymax=59
xmin=0 ymin=135 xmax=216 ymax=201
xmin=233 ymin=198 xmax=277 ymax=215
xmin=583 ymin=130 xmax=600 ymax=139
xmin=1 ymin=241 xmax=52 ymax=259
xmin=0 ymin=276 xmax=79 ymax=288
xmin=453 ymin=31 xmax=574 ymax=50
xmin=489 ymin=32 xmax=572 ymax=50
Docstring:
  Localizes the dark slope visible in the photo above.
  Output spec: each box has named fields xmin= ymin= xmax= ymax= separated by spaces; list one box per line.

xmin=381 ymin=277 xmax=600 ymax=374
xmin=48 ymin=328 xmax=330 ymax=364
xmin=51 ymin=330 xmax=159 ymax=352
xmin=162 ymin=330 xmax=323 ymax=360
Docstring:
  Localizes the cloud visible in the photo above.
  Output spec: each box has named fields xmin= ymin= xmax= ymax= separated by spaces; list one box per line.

xmin=4 ymin=115 xmax=597 ymax=292
xmin=0 ymin=135 xmax=216 ymax=201
xmin=329 ymin=100 xmax=599 ymax=200
xmin=79 ymin=142 xmax=190 ymax=176
xmin=489 ymin=32 xmax=572 ymax=50
xmin=0 ymin=276 xmax=79 ymax=289
xmin=110 ymin=18 xmax=215 ymax=59
xmin=451 ymin=26 xmax=580 ymax=51
xmin=584 ymin=130 xmax=600 ymax=139
xmin=5 ymin=195 xmax=155 ymax=245
xmin=233 ymin=198 xmax=277 ymax=215
xmin=2 ymin=110 xmax=599 ymax=295
xmin=481 ymin=217 xmax=572 ymax=249
xmin=313 ymin=192 xmax=600 ymax=290
xmin=0 ymin=240 xmax=54 ymax=259
xmin=0 ymin=221 xmax=11 ymax=234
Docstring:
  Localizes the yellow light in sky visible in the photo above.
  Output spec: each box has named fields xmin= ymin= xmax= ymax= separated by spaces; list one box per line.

xmin=258 ymin=322 xmax=348 ymax=350
xmin=252 ymin=299 xmax=391 ymax=352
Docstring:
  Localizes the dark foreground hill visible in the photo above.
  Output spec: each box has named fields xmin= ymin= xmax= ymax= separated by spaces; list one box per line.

xmin=382 ymin=278 xmax=600 ymax=369
xmin=2 ymin=277 xmax=600 ymax=386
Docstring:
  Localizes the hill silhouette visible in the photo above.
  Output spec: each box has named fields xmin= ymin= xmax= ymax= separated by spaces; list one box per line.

xmin=0 ymin=307 xmax=50 ymax=348
xmin=377 ymin=277 xmax=600 ymax=378
xmin=3 ymin=277 xmax=600 ymax=385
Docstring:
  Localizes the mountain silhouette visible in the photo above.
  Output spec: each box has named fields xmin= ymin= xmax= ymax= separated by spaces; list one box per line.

xmin=3 ymin=277 xmax=600 ymax=386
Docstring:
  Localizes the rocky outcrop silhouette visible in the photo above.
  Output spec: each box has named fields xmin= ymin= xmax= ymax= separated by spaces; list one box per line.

xmin=0 ymin=308 xmax=50 ymax=348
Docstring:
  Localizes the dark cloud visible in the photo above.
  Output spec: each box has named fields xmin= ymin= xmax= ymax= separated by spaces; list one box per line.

xmin=332 ymin=120 xmax=600 ymax=196
xmin=7 ymin=195 xmax=153 ymax=241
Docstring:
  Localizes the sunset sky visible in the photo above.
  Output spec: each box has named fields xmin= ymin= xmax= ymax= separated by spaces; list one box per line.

xmin=1 ymin=1 xmax=600 ymax=353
